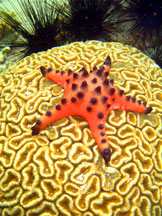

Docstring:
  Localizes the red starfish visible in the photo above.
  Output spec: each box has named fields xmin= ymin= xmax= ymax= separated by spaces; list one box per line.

xmin=31 ymin=56 xmax=152 ymax=164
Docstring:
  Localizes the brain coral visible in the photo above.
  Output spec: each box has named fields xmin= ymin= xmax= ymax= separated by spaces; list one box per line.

xmin=0 ymin=40 xmax=162 ymax=216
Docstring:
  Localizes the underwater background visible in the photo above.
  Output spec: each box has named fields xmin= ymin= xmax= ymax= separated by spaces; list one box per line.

xmin=0 ymin=0 xmax=162 ymax=216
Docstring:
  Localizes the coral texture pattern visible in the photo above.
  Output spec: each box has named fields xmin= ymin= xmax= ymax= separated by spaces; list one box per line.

xmin=0 ymin=41 xmax=162 ymax=216
xmin=31 ymin=56 xmax=152 ymax=164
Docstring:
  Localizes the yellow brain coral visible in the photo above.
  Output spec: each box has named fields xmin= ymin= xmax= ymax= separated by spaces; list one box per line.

xmin=0 ymin=41 xmax=162 ymax=216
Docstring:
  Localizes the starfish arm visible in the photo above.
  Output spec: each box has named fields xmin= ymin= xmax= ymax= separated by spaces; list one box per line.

xmin=118 ymin=97 xmax=152 ymax=114
xmin=40 ymin=66 xmax=71 ymax=88
xmin=31 ymin=96 xmax=80 ymax=135
xmin=105 ymin=87 xmax=152 ymax=114
xmin=87 ymin=115 xmax=111 ymax=164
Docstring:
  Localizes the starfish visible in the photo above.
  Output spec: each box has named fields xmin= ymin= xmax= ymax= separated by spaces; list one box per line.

xmin=31 ymin=56 xmax=152 ymax=164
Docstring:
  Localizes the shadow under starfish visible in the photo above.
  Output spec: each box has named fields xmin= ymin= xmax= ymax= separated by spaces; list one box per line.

xmin=31 ymin=56 xmax=152 ymax=165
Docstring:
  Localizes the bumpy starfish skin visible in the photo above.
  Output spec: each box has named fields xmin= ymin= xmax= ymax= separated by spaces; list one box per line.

xmin=31 ymin=56 xmax=152 ymax=164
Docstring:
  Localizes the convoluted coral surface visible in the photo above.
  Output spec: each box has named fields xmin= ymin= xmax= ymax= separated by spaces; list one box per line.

xmin=0 ymin=41 xmax=162 ymax=216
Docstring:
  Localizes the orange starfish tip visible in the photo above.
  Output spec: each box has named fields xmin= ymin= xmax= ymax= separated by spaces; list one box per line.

xmin=144 ymin=106 xmax=152 ymax=114
xmin=31 ymin=124 xmax=41 ymax=135
xmin=104 ymin=55 xmax=111 ymax=66
xmin=40 ymin=66 xmax=52 ymax=76
xmin=101 ymin=148 xmax=111 ymax=163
